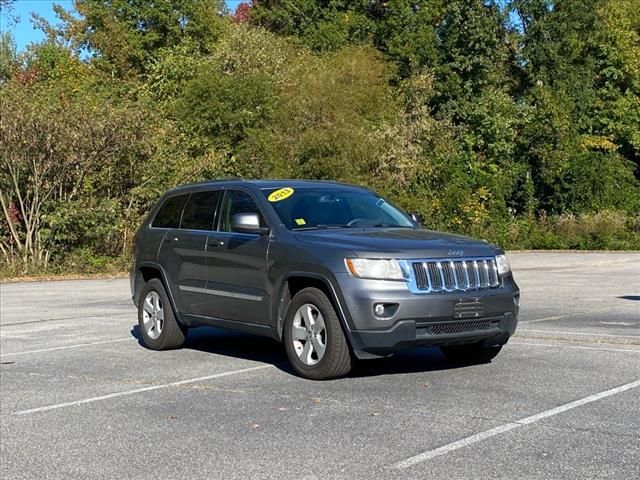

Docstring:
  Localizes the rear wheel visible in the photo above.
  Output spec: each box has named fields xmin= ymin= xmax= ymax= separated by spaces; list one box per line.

xmin=138 ymin=278 xmax=186 ymax=350
xmin=440 ymin=343 xmax=503 ymax=364
xmin=283 ymin=287 xmax=352 ymax=380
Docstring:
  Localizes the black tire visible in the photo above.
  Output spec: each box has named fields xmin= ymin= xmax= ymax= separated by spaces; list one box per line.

xmin=283 ymin=287 xmax=352 ymax=380
xmin=137 ymin=278 xmax=186 ymax=350
xmin=440 ymin=343 xmax=503 ymax=365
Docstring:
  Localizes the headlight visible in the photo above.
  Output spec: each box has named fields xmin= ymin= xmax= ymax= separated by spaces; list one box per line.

xmin=345 ymin=258 xmax=407 ymax=281
xmin=495 ymin=254 xmax=511 ymax=275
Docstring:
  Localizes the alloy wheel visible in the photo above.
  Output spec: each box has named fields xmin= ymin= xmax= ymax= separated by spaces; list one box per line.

xmin=291 ymin=303 xmax=327 ymax=366
xmin=142 ymin=291 xmax=164 ymax=340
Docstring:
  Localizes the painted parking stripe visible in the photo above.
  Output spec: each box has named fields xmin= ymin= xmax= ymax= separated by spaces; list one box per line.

xmin=519 ymin=314 xmax=574 ymax=324
xmin=518 ymin=329 xmax=640 ymax=339
xmin=511 ymin=340 xmax=640 ymax=354
xmin=0 ymin=338 xmax=133 ymax=358
xmin=14 ymin=364 xmax=272 ymax=416
xmin=393 ymin=379 xmax=640 ymax=470
xmin=1 ymin=312 xmax=128 ymax=327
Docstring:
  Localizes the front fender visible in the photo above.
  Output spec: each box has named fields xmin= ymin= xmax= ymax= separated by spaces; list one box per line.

xmin=272 ymin=268 xmax=355 ymax=343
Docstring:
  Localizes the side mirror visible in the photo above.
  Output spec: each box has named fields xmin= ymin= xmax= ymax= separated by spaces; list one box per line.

xmin=409 ymin=212 xmax=422 ymax=227
xmin=231 ymin=213 xmax=269 ymax=235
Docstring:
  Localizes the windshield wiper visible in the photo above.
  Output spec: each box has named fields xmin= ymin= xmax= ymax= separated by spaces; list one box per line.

xmin=372 ymin=223 xmax=414 ymax=228
xmin=295 ymin=223 xmax=413 ymax=231
xmin=294 ymin=224 xmax=350 ymax=231
xmin=346 ymin=223 xmax=414 ymax=228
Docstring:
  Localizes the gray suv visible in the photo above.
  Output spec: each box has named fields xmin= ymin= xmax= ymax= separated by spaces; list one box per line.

xmin=131 ymin=180 xmax=519 ymax=379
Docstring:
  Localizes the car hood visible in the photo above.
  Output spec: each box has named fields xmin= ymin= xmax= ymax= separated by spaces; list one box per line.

xmin=294 ymin=228 xmax=499 ymax=259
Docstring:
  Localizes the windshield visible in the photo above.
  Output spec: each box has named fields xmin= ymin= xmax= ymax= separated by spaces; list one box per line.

xmin=262 ymin=186 xmax=415 ymax=230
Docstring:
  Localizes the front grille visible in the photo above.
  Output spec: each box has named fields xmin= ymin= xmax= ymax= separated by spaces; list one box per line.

xmin=411 ymin=258 xmax=500 ymax=292
xmin=429 ymin=320 xmax=492 ymax=335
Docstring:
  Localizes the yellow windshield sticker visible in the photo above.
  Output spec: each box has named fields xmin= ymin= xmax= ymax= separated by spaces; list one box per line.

xmin=268 ymin=187 xmax=294 ymax=202
xmin=295 ymin=218 xmax=306 ymax=226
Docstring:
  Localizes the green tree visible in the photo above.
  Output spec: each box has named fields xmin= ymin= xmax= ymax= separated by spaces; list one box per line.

xmin=175 ymin=68 xmax=275 ymax=151
xmin=260 ymin=45 xmax=395 ymax=181
xmin=594 ymin=0 xmax=640 ymax=170
xmin=513 ymin=0 xmax=640 ymax=213
xmin=0 ymin=32 xmax=17 ymax=83
xmin=433 ymin=0 xmax=517 ymax=108
xmin=0 ymin=43 xmax=157 ymax=271
xmin=371 ymin=0 xmax=445 ymax=78
xmin=40 ymin=0 xmax=227 ymax=77
xmin=250 ymin=0 xmax=377 ymax=52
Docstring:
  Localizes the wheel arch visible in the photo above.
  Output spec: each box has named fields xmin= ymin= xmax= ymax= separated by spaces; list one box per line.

xmin=134 ymin=263 xmax=181 ymax=322
xmin=275 ymin=272 xmax=353 ymax=347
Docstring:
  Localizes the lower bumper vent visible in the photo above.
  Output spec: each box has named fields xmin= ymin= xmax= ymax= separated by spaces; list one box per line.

xmin=428 ymin=319 xmax=493 ymax=335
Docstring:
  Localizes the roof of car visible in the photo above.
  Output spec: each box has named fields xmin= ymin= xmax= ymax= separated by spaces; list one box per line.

xmin=168 ymin=178 xmax=367 ymax=193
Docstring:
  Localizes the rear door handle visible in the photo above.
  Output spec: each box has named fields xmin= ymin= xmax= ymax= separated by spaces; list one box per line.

xmin=208 ymin=239 xmax=224 ymax=247
xmin=165 ymin=236 xmax=179 ymax=243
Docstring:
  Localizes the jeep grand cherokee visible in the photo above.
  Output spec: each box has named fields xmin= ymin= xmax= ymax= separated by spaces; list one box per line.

xmin=131 ymin=180 xmax=519 ymax=379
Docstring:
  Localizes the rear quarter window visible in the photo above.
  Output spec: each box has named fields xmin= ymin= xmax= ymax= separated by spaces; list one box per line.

xmin=151 ymin=194 xmax=188 ymax=228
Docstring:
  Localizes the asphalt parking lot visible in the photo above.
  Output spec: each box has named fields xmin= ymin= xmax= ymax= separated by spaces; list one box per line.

xmin=1 ymin=252 xmax=639 ymax=480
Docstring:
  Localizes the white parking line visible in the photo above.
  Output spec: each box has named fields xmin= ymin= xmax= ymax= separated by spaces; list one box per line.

xmin=599 ymin=321 xmax=637 ymax=326
xmin=1 ymin=312 xmax=128 ymax=327
xmin=393 ymin=379 xmax=640 ymax=469
xmin=0 ymin=338 xmax=133 ymax=358
xmin=511 ymin=340 xmax=640 ymax=354
xmin=520 ymin=314 xmax=574 ymax=324
xmin=518 ymin=329 xmax=640 ymax=339
xmin=14 ymin=364 xmax=273 ymax=416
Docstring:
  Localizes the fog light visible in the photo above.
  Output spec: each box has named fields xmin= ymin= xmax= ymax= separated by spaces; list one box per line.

xmin=373 ymin=303 xmax=399 ymax=318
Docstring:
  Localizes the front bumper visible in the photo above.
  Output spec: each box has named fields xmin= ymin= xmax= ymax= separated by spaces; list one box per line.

xmin=334 ymin=272 xmax=519 ymax=359
xmin=348 ymin=313 xmax=517 ymax=358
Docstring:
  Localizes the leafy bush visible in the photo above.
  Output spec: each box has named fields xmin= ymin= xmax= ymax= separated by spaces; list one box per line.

xmin=42 ymin=199 xmax=124 ymax=256
xmin=485 ymin=211 xmax=640 ymax=251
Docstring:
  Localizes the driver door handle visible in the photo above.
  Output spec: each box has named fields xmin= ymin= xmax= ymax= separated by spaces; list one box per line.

xmin=208 ymin=239 xmax=224 ymax=247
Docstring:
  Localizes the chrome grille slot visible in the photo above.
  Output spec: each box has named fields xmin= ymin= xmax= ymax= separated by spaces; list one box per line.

xmin=488 ymin=261 xmax=498 ymax=285
xmin=412 ymin=262 xmax=428 ymax=289
xmin=411 ymin=257 xmax=501 ymax=293
xmin=454 ymin=262 xmax=466 ymax=287
xmin=478 ymin=260 xmax=489 ymax=287
xmin=442 ymin=262 xmax=455 ymax=289
xmin=427 ymin=262 xmax=442 ymax=290
xmin=471 ymin=261 xmax=481 ymax=288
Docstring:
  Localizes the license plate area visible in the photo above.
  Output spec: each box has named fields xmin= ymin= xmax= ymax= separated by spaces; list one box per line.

xmin=453 ymin=297 xmax=483 ymax=319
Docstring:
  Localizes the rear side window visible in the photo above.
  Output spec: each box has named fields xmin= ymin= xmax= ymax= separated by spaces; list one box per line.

xmin=152 ymin=194 xmax=188 ymax=228
xmin=180 ymin=190 xmax=221 ymax=231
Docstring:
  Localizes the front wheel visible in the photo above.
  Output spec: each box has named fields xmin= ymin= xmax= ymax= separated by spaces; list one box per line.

xmin=283 ymin=287 xmax=352 ymax=380
xmin=440 ymin=343 xmax=503 ymax=365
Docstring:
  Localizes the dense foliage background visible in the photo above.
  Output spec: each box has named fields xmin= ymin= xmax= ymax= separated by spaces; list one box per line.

xmin=1 ymin=0 xmax=639 ymax=276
